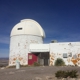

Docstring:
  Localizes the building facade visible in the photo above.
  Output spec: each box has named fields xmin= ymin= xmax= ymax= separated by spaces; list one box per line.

xmin=9 ymin=19 xmax=80 ymax=66
xmin=9 ymin=19 xmax=45 ymax=66
xmin=29 ymin=42 xmax=80 ymax=66
xmin=50 ymin=42 xmax=80 ymax=66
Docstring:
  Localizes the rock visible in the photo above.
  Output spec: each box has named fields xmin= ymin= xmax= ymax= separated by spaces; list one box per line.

xmin=1 ymin=67 xmax=5 ymax=69
xmin=35 ymin=77 xmax=42 ymax=80
xmin=46 ymin=76 xmax=54 ymax=80
xmin=77 ymin=78 xmax=80 ymax=80
xmin=5 ymin=66 xmax=9 ymax=68
xmin=9 ymin=71 xmax=15 ymax=74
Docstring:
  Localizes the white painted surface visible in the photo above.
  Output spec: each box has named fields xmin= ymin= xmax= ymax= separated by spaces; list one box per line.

xmin=9 ymin=19 xmax=80 ymax=66
xmin=50 ymin=42 xmax=80 ymax=66
xmin=9 ymin=35 xmax=43 ymax=66
xmin=11 ymin=19 xmax=45 ymax=38
xmin=29 ymin=44 xmax=49 ymax=52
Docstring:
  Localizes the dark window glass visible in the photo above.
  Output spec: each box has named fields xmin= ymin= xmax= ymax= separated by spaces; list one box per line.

xmin=68 ymin=53 xmax=72 ymax=57
xmin=73 ymin=54 xmax=77 ymax=59
xmin=63 ymin=53 xmax=67 ymax=58
xmin=17 ymin=28 xmax=22 ymax=30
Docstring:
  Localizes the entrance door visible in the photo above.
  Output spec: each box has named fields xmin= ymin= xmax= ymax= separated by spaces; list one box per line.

xmin=44 ymin=58 xmax=49 ymax=66
xmin=28 ymin=53 xmax=37 ymax=65
xmin=38 ymin=52 xmax=49 ymax=66
xmin=44 ymin=53 xmax=49 ymax=66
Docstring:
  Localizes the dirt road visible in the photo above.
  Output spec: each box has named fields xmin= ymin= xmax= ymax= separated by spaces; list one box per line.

xmin=0 ymin=66 xmax=80 ymax=80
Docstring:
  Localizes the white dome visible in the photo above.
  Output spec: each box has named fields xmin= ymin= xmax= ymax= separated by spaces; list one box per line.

xmin=10 ymin=19 xmax=45 ymax=38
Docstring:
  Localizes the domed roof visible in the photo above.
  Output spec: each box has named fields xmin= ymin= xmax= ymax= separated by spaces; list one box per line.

xmin=10 ymin=19 xmax=45 ymax=38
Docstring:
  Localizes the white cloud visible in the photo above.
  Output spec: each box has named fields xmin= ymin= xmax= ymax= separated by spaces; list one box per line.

xmin=0 ymin=35 xmax=10 ymax=44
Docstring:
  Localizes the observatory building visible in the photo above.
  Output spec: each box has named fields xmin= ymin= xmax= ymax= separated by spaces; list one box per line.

xmin=9 ymin=19 xmax=45 ymax=66
xmin=9 ymin=19 xmax=80 ymax=66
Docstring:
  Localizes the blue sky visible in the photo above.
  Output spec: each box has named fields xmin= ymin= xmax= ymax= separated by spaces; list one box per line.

xmin=0 ymin=0 xmax=80 ymax=57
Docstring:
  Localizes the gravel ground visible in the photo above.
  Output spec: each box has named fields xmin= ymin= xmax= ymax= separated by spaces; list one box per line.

xmin=0 ymin=66 xmax=80 ymax=80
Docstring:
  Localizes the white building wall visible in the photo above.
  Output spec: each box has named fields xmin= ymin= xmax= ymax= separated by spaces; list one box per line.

xmin=29 ymin=44 xmax=49 ymax=52
xmin=50 ymin=42 xmax=80 ymax=66
xmin=9 ymin=35 xmax=43 ymax=66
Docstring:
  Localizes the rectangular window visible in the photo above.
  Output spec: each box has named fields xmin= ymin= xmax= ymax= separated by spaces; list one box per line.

xmin=73 ymin=54 xmax=77 ymax=59
xmin=17 ymin=28 xmax=22 ymax=30
xmin=68 ymin=53 xmax=72 ymax=57
xmin=63 ymin=53 xmax=67 ymax=58
xmin=29 ymin=55 xmax=32 ymax=59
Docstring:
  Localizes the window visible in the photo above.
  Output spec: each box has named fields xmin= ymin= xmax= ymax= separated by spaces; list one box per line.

xmin=29 ymin=55 xmax=32 ymax=59
xmin=73 ymin=54 xmax=77 ymax=59
xmin=63 ymin=53 xmax=67 ymax=58
xmin=17 ymin=28 xmax=22 ymax=30
xmin=68 ymin=53 xmax=72 ymax=57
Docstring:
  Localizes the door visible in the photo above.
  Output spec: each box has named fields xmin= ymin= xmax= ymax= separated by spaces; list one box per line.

xmin=44 ymin=58 xmax=49 ymax=66
xmin=44 ymin=53 xmax=49 ymax=66
xmin=28 ymin=53 xmax=37 ymax=65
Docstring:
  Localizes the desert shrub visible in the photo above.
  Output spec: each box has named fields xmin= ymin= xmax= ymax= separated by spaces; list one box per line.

xmin=7 ymin=65 xmax=16 ymax=68
xmin=66 ymin=70 xmax=78 ymax=78
xmin=7 ymin=65 xmax=29 ymax=68
xmin=55 ymin=70 xmax=67 ymax=78
xmin=33 ymin=62 xmax=41 ymax=66
xmin=54 ymin=58 xmax=65 ymax=66
xmin=55 ymin=70 xmax=78 ymax=78
xmin=20 ymin=65 xmax=29 ymax=67
xmin=0 ymin=64 xmax=4 ymax=67
xmin=0 ymin=64 xmax=8 ymax=67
